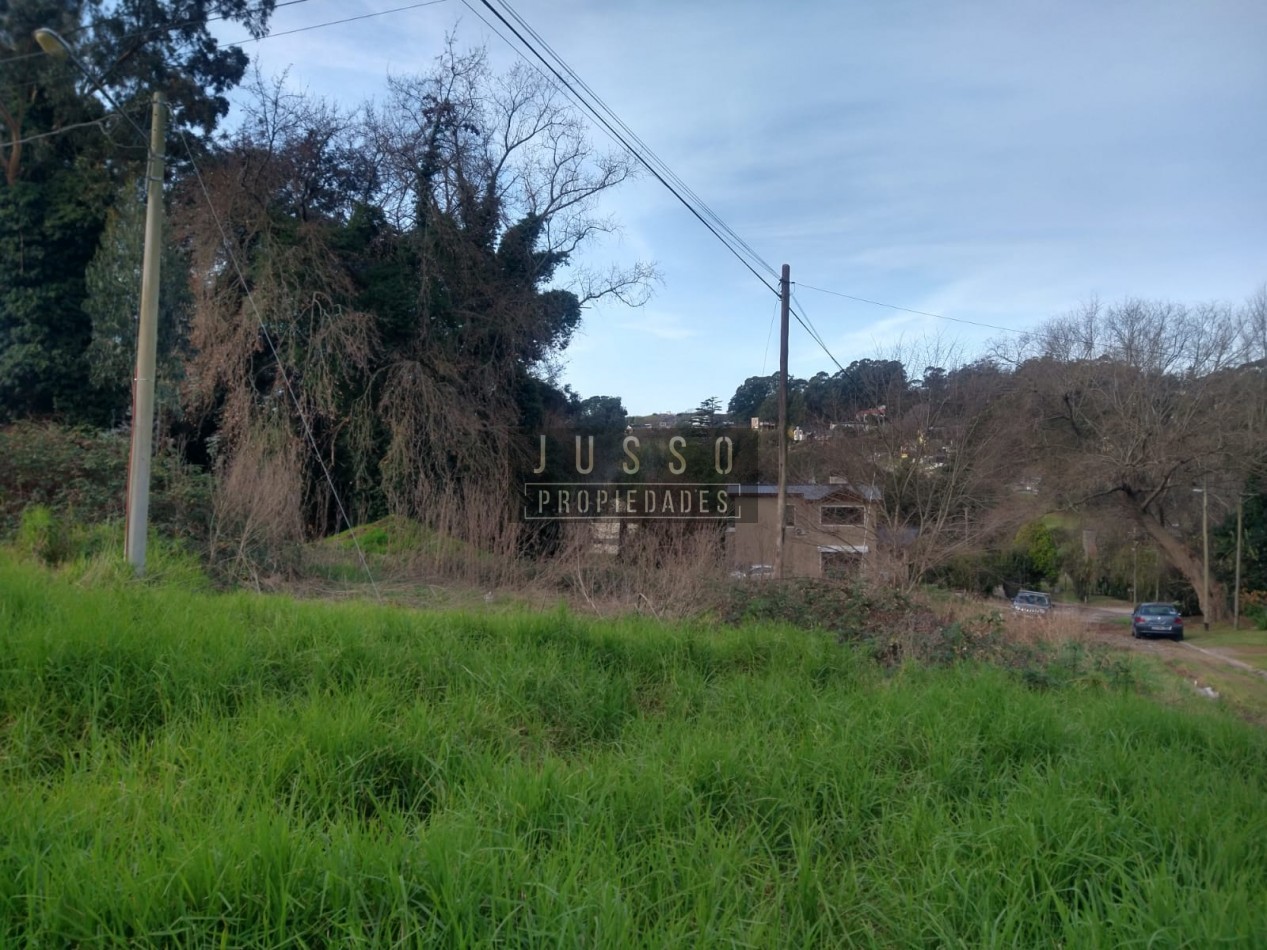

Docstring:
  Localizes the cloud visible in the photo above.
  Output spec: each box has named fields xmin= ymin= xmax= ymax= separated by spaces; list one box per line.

xmin=220 ymin=0 xmax=1267 ymax=415
xmin=614 ymin=310 xmax=697 ymax=342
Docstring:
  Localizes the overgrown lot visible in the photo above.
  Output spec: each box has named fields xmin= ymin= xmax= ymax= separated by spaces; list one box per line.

xmin=1 ymin=555 xmax=1265 ymax=946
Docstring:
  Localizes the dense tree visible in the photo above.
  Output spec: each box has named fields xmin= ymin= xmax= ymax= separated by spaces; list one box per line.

xmin=83 ymin=175 xmax=192 ymax=423
xmin=995 ymin=297 xmax=1258 ymax=620
xmin=575 ymin=395 xmax=627 ymax=431
xmin=729 ymin=359 xmax=911 ymax=432
xmin=0 ymin=0 xmax=274 ymax=421
xmin=863 ymin=358 xmax=1021 ymax=589
xmin=1013 ymin=519 xmax=1063 ymax=585
xmin=798 ymin=359 xmax=907 ymax=425
xmin=793 ymin=343 xmax=1027 ymax=590
xmin=727 ymin=374 xmax=776 ymax=423
xmin=1211 ymin=481 xmax=1267 ymax=596
xmin=756 ymin=376 xmax=807 ymax=427
xmin=175 ymin=46 xmax=652 ymax=544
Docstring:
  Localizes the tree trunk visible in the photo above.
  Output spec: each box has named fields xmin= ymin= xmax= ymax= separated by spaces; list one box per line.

xmin=1120 ymin=494 xmax=1226 ymax=621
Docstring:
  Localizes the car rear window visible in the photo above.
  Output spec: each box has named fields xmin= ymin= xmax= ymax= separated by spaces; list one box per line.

xmin=1139 ymin=604 xmax=1177 ymax=616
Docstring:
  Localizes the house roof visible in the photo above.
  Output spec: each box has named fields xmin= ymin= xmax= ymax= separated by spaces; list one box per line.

xmin=731 ymin=483 xmax=881 ymax=502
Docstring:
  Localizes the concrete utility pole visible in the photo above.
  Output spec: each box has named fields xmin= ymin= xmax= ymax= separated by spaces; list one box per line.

xmin=1202 ymin=475 xmax=1210 ymax=632
xmin=124 ymin=92 xmax=167 ymax=574
xmin=35 ymin=27 xmax=167 ymax=575
xmin=1234 ymin=494 xmax=1244 ymax=630
xmin=1131 ymin=536 xmax=1138 ymax=604
xmin=774 ymin=264 xmax=790 ymax=580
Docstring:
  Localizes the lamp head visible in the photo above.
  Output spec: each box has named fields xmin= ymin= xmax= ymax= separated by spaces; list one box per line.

xmin=33 ymin=28 xmax=71 ymax=58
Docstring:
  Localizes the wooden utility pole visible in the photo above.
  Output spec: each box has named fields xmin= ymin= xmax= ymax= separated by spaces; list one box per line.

xmin=774 ymin=264 xmax=790 ymax=580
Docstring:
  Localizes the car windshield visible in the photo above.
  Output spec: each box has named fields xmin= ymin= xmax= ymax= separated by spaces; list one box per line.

xmin=1138 ymin=604 xmax=1177 ymax=616
xmin=1018 ymin=594 xmax=1048 ymax=605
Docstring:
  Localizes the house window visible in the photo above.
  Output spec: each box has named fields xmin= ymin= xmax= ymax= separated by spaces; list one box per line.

xmin=820 ymin=504 xmax=863 ymax=527
xmin=784 ymin=504 xmax=796 ymax=526
xmin=821 ymin=550 xmax=861 ymax=579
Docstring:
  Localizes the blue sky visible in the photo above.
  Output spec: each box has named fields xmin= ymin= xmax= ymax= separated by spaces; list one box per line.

xmin=217 ymin=0 xmax=1267 ymax=414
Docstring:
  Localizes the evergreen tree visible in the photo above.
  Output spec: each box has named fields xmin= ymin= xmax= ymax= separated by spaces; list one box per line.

xmin=0 ymin=0 xmax=274 ymax=422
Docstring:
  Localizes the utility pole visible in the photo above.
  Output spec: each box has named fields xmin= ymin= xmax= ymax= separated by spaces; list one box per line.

xmin=1201 ymin=475 xmax=1210 ymax=632
xmin=33 ymin=28 xmax=166 ymax=575
xmin=1131 ymin=536 xmax=1138 ymax=604
xmin=1234 ymin=493 xmax=1244 ymax=630
xmin=124 ymin=92 xmax=167 ymax=574
xmin=774 ymin=264 xmax=790 ymax=580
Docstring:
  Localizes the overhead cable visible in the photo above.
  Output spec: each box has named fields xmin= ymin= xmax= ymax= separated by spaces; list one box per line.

xmin=472 ymin=0 xmax=779 ymax=297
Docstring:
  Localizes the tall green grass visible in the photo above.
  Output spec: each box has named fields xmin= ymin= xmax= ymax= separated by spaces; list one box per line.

xmin=1 ymin=553 xmax=1265 ymax=946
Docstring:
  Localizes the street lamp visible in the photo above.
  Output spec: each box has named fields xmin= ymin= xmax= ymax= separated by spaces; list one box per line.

xmin=1201 ymin=476 xmax=1210 ymax=632
xmin=1192 ymin=482 xmax=1248 ymax=632
xmin=1234 ymin=493 xmax=1244 ymax=630
xmin=34 ymin=28 xmax=167 ymax=575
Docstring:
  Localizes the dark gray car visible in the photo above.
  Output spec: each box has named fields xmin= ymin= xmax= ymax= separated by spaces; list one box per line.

xmin=1131 ymin=603 xmax=1184 ymax=640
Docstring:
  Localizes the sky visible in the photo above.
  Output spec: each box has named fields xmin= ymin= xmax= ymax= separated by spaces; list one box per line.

xmin=215 ymin=0 xmax=1267 ymax=415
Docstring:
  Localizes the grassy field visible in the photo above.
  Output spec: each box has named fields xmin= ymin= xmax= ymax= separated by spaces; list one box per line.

xmin=2 ymin=555 xmax=1266 ymax=947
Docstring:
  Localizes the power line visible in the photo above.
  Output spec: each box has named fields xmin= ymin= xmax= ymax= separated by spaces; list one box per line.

xmin=174 ymin=125 xmax=384 ymax=602
xmin=9 ymin=1 xmax=450 ymax=155
xmin=0 ymin=115 xmax=120 ymax=149
xmin=470 ymin=0 xmax=780 ymax=298
xmin=797 ymin=281 xmax=1025 ymax=335
xmin=761 ymin=296 xmax=779 ymax=375
xmin=475 ymin=0 xmax=778 ymax=294
xmin=8 ymin=0 xmax=1033 ymax=354
xmin=223 ymin=0 xmax=448 ymax=46
xmin=492 ymin=0 xmax=778 ymax=283
xmin=14 ymin=0 xmax=779 ymax=302
xmin=789 ymin=293 xmax=847 ymax=375
xmin=0 ymin=0 xmax=320 ymax=67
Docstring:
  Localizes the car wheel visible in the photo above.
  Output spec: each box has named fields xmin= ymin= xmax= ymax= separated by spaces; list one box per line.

xmin=1131 ymin=628 xmax=1138 ymax=638
xmin=1173 ymin=633 xmax=1184 ymax=642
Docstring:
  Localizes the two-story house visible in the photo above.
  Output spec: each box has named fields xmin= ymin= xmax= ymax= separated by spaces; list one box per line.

xmin=728 ymin=482 xmax=877 ymax=579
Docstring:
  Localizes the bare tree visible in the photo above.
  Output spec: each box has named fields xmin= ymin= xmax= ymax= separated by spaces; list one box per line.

xmin=812 ymin=341 xmax=1032 ymax=590
xmin=358 ymin=43 xmax=654 ymax=532
xmin=174 ymin=73 xmax=378 ymax=546
xmin=998 ymin=297 xmax=1250 ymax=620
xmin=173 ymin=46 xmax=654 ymax=553
xmin=1237 ymin=285 xmax=1267 ymax=480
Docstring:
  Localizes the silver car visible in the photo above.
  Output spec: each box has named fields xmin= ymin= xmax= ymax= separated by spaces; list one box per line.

xmin=1011 ymin=590 xmax=1052 ymax=616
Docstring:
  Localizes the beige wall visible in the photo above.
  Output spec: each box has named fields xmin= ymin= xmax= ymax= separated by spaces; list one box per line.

xmin=730 ymin=494 xmax=871 ymax=578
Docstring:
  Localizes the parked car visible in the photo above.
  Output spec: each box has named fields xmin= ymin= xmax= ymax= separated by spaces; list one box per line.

xmin=1011 ymin=590 xmax=1052 ymax=616
xmin=730 ymin=564 xmax=775 ymax=581
xmin=1131 ymin=603 xmax=1184 ymax=640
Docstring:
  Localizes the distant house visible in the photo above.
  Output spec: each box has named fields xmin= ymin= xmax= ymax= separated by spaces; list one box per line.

xmin=728 ymin=483 xmax=878 ymax=579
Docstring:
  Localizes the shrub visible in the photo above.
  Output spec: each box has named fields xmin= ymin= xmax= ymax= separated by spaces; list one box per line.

xmin=0 ymin=421 xmax=212 ymax=546
xmin=719 ymin=578 xmax=1140 ymax=695
xmin=1242 ymin=590 xmax=1267 ymax=630
xmin=14 ymin=506 xmax=70 ymax=565
xmin=719 ymin=577 xmax=914 ymax=644
xmin=0 ymin=422 xmax=126 ymax=532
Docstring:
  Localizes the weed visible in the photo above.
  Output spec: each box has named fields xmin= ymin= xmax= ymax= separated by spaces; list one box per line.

xmin=0 ymin=422 xmax=211 ymax=544
xmin=0 ymin=560 xmax=1264 ymax=945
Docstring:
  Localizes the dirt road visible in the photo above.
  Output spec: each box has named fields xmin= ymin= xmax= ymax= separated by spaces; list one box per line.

xmin=1061 ymin=603 xmax=1267 ymax=679
xmin=1062 ymin=603 xmax=1262 ymax=674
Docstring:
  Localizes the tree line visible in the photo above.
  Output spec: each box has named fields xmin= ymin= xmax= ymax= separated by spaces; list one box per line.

xmin=3 ymin=3 xmax=1264 ymax=616
xmin=3 ymin=1 xmax=648 ymax=569
xmin=723 ymin=296 xmax=1267 ymax=619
